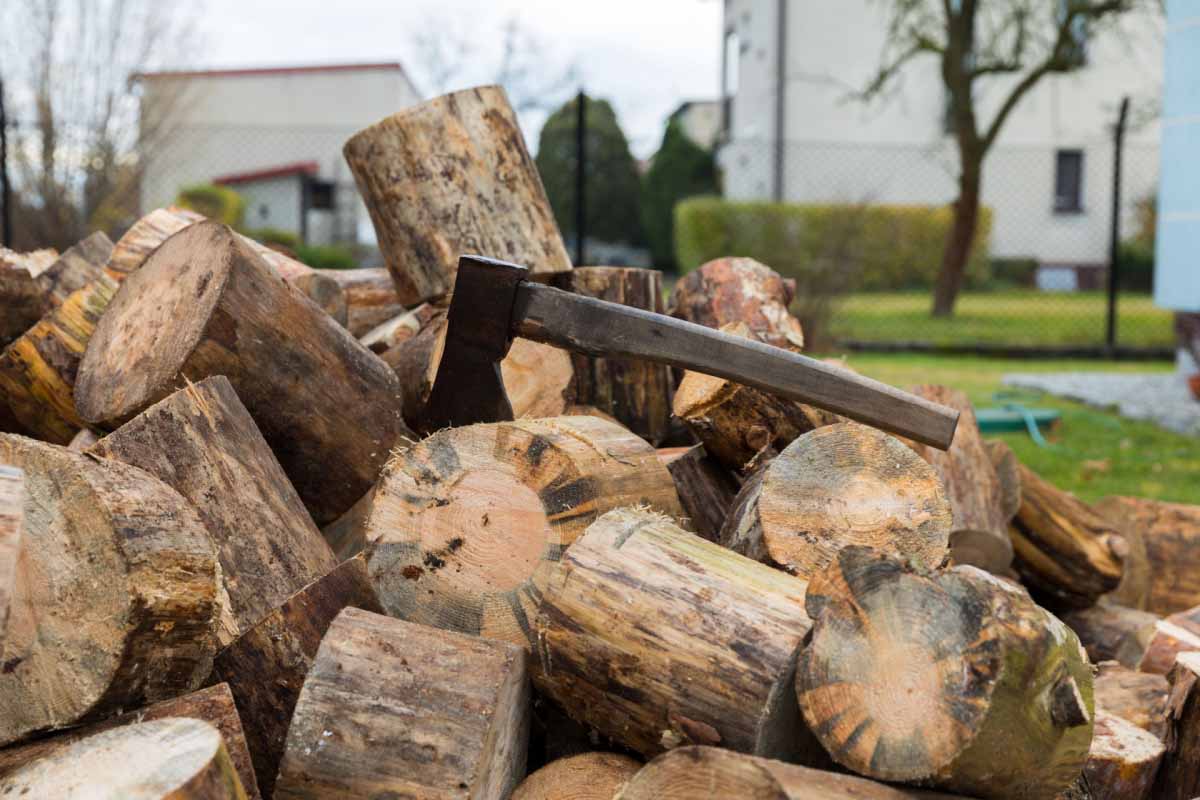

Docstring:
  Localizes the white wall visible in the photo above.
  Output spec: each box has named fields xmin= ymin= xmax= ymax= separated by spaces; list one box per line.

xmin=237 ymin=176 xmax=303 ymax=233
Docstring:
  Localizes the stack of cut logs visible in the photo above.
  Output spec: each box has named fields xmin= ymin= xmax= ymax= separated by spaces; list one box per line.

xmin=0 ymin=84 xmax=1196 ymax=800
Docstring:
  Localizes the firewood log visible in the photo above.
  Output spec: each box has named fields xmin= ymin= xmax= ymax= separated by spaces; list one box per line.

xmin=273 ymin=607 xmax=530 ymax=800
xmin=1079 ymin=711 xmax=1163 ymax=800
xmin=656 ymin=444 xmax=739 ymax=542
xmin=0 ymin=246 xmax=58 ymax=274
xmin=67 ymin=427 xmax=99 ymax=450
xmin=549 ymin=267 xmax=673 ymax=443
xmin=668 ymin=257 xmax=805 ymax=350
xmin=796 ymin=546 xmax=1094 ymax=799
xmin=354 ymin=416 xmax=682 ymax=648
xmin=75 ymin=221 xmax=410 ymax=525
xmin=0 ymin=683 xmax=261 ymax=798
xmin=88 ymin=376 xmax=338 ymax=646
xmin=317 ymin=266 xmax=403 ymax=336
xmin=1060 ymin=602 xmax=1158 ymax=669
xmin=321 ymin=485 xmax=375 ymax=559
xmin=1095 ymin=495 xmax=1200 ymax=615
xmin=35 ymin=231 xmax=113 ymax=307
xmin=719 ymin=422 xmax=952 ymax=578
xmin=534 ymin=508 xmax=820 ymax=762
xmin=984 ymin=439 xmax=1022 ymax=521
xmin=1093 ymin=661 xmax=1168 ymax=739
xmin=0 ymin=263 xmax=46 ymax=347
xmin=0 ymin=718 xmax=247 ymax=799
xmin=1138 ymin=603 xmax=1200 ymax=675
xmin=0 ymin=435 xmax=220 ymax=746
xmin=511 ymin=753 xmax=641 ymax=800
xmin=0 ymin=466 xmax=21 ymax=642
xmin=1153 ymin=651 xmax=1200 ymax=800
xmin=210 ymin=555 xmax=382 ymax=797
xmin=361 ymin=299 xmax=441 ymax=353
xmin=343 ymin=85 xmax=571 ymax=305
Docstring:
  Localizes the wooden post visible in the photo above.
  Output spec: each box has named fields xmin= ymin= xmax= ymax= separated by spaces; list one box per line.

xmin=0 ymin=466 xmax=21 ymax=642
xmin=668 ymin=257 xmax=805 ymax=350
xmin=317 ymin=266 xmax=403 ymax=336
xmin=1094 ymin=661 xmax=1168 ymax=740
xmin=656 ymin=444 xmax=739 ymax=542
xmin=1153 ymin=651 xmax=1200 ymax=800
xmin=511 ymin=753 xmax=641 ymax=800
xmin=1081 ymin=711 xmax=1162 ymax=800
xmin=1095 ymin=495 xmax=1200 ymax=615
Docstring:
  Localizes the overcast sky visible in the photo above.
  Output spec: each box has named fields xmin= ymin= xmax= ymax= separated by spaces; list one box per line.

xmin=195 ymin=0 xmax=723 ymax=158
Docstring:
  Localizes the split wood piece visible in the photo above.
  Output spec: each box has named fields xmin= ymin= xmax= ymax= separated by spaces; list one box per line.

xmin=615 ymin=746 xmax=966 ymax=800
xmin=343 ymin=85 xmax=571 ymax=305
xmin=318 ymin=267 xmax=404 ymax=336
xmin=210 ymin=555 xmax=383 ymax=797
xmin=89 ymin=375 xmax=338 ymax=646
xmin=984 ymin=439 xmax=1022 ymax=522
xmin=358 ymin=416 xmax=682 ymax=648
xmin=1138 ymin=603 xmax=1200 ymax=675
xmin=906 ymin=386 xmax=1012 ymax=574
xmin=1080 ymin=711 xmax=1163 ymax=800
xmin=361 ymin=299 xmax=442 ymax=354
xmin=797 ymin=546 xmax=1094 ymax=799
xmin=75 ymin=221 xmax=410 ymax=525
xmin=321 ymin=485 xmax=375 ymax=560
xmin=1009 ymin=463 xmax=1126 ymax=610
xmin=0 ymin=433 xmax=219 ymax=746
xmin=274 ymin=607 xmax=530 ymax=800
xmin=0 ymin=718 xmax=247 ymax=799
xmin=534 ymin=507 xmax=819 ymax=761
xmin=35 ymin=231 xmax=114 ymax=307
xmin=0 ymin=683 xmax=261 ymax=798
xmin=657 ymin=444 xmax=739 ymax=542
xmin=668 ymin=257 xmax=804 ymax=350
xmin=0 ymin=466 xmax=21 ymax=642
xmin=549 ymin=267 xmax=673 ymax=443
xmin=67 ymin=427 xmax=100 ymax=450
xmin=0 ymin=272 xmax=118 ymax=443
xmin=1060 ymin=602 xmax=1159 ymax=669
xmin=0 ymin=262 xmax=48 ymax=346
xmin=1095 ymin=495 xmax=1200 ymax=615
xmin=719 ymin=422 xmax=952 ymax=578
xmin=1152 ymin=651 xmax=1200 ymax=800
xmin=1093 ymin=661 xmax=1168 ymax=739
xmin=511 ymin=753 xmax=641 ymax=800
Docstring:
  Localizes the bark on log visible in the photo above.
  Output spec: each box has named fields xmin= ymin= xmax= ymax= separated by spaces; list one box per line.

xmin=343 ymin=85 xmax=571 ymax=305
xmin=210 ymin=555 xmax=382 ymax=797
xmin=355 ymin=416 xmax=682 ymax=648
xmin=89 ymin=375 xmax=338 ymax=646
xmin=1152 ymin=651 xmax=1200 ymax=800
xmin=0 ymin=264 xmax=48 ymax=347
xmin=1060 ymin=602 xmax=1159 ymax=669
xmin=317 ymin=267 xmax=403 ymax=336
xmin=1080 ymin=711 xmax=1163 ymax=800
xmin=0 ymin=433 xmax=219 ymax=746
xmin=549 ymin=267 xmax=673 ymax=443
xmin=1093 ymin=661 xmax=1168 ymax=740
xmin=35 ymin=231 xmax=113 ymax=307
xmin=797 ymin=546 xmax=1094 ymax=799
xmin=273 ymin=607 xmax=530 ymax=800
xmin=985 ymin=439 xmax=1023 ymax=522
xmin=1138 ymin=604 xmax=1200 ymax=675
xmin=1095 ymin=495 xmax=1200 ymax=615
xmin=0 ymin=718 xmax=247 ymax=799
xmin=511 ymin=753 xmax=641 ymax=800
xmin=0 ymin=466 xmax=21 ymax=642
xmin=75 ymin=221 xmax=410 ymax=524
xmin=534 ymin=508 xmax=819 ymax=762
xmin=656 ymin=444 xmax=739 ymax=542
xmin=668 ymin=257 xmax=805 ymax=350
xmin=361 ymin=299 xmax=442 ymax=354
xmin=719 ymin=422 xmax=952 ymax=578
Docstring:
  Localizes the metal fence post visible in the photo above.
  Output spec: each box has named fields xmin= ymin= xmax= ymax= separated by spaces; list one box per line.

xmin=0 ymin=76 xmax=12 ymax=248
xmin=1106 ymin=96 xmax=1131 ymax=352
xmin=575 ymin=89 xmax=587 ymax=266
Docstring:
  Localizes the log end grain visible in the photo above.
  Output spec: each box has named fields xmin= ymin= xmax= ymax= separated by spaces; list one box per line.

xmin=511 ymin=752 xmax=641 ymax=800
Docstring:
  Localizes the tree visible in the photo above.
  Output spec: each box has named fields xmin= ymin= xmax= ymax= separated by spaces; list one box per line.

xmin=641 ymin=119 xmax=719 ymax=269
xmin=536 ymin=94 xmax=643 ymax=247
xmin=864 ymin=0 xmax=1156 ymax=316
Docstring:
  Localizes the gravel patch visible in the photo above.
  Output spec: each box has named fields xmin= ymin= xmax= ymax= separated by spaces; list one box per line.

xmin=1002 ymin=371 xmax=1200 ymax=437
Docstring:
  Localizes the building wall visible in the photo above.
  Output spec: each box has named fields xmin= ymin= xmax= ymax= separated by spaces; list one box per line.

xmin=674 ymin=101 xmax=723 ymax=150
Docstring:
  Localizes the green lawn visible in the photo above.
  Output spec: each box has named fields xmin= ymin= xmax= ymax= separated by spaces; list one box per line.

xmin=842 ymin=353 xmax=1198 ymax=505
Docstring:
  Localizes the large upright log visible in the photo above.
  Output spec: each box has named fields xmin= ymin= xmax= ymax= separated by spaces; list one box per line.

xmin=0 ymin=435 xmax=220 ymax=746
xmin=0 ymin=466 xmax=22 ymax=641
xmin=35 ymin=231 xmax=113 ymax=306
xmin=1095 ymin=495 xmax=1200 ymax=615
xmin=273 ymin=607 xmax=530 ymax=800
xmin=797 ymin=547 xmax=1094 ymax=800
xmin=75 ymin=221 xmax=410 ymax=524
xmin=534 ymin=508 xmax=820 ymax=762
xmin=1153 ymin=651 xmax=1200 ymax=800
xmin=668 ymin=257 xmax=805 ymax=350
xmin=355 ymin=416 xmax=682 ymax=648
xmin=318 ymin=266 xmax=403 ymax=336
xmin=511 ymin=753 xmax=641 ymax=800
xmin=89 ymin=376 xmax=338 ymax=646
xmin=344 ymin=85 xmax=572 ymax=305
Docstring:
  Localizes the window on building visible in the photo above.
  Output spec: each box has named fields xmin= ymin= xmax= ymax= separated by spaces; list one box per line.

xmin=306 ymin=179 xmax=335 ymax=211
xmin=1054 ymin=149 xmax=1084 ymax=214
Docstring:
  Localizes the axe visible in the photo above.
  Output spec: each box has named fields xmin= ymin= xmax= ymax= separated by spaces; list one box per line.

xmin=425 ymin=256 xmax=960 ymax=450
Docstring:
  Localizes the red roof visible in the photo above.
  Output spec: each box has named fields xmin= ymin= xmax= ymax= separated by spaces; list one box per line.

xmin=213 ymin=161 xmax=319 ymax=185
xmin=135 ymin=62 xmax=405 ymax=81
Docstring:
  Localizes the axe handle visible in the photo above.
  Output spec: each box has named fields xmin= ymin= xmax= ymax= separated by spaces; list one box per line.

xmin=513 ymin=282 xmax=959 ymax=450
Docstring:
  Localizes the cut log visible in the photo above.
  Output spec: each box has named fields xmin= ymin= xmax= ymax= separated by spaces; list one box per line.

xmin=318 ymin=266 xmax=403 ymax=336
xmin=0 ymin=466 xmax=22 ymax=642
xmin=797 ymin=547 xmax=1094 ymax=799
xmin=1093 ymin=661 xmax=1168 ymax=739
xmin=67 ymin=427 xmax=100 ymax=451
xmin=668 ymin=257 xmax=805 ymax=350
xmin=356 ymin=415 xmax=682 ymax=648
xmin=0 ymin=683 xmax=261 ymax=798
xmin=273 ymin=607 xmax=530 ymax=800
xmin=549 ymin=267 xmax=673 ymax=443
xmin=657 ymin=444 xmax=739 ymax=542
xmin=984 ymin=439 xmax=1022 ymax=522
xmin=321 ymin=485 xmax=375 ymax=560
xmin=1009 ymin=464 xmax=1126 ymax=610
xmin=35 ymin=231 xmax=113 ymax=307
xmin=534 ymin=508 xmax=820 ymax=762
xmin=343 ymin=85 xmax=571 ymax=305
xmin=210 ymin=555 xmax=383 ymax=797
xmin=511 ymin=753 xmax=641 ymax=800
xmin=0 ymin=718 xmax=247 ymax=799
xmin=0 ymin=262 xmax=48 ymax=347
xmin=362 ymin=299 xmax=442 ymax=354
xmin=1060 ymin=601 xmax=1158 ymax=669
xmin=1095 ymin=495 xmax=1200 ymax=615
xmin=719 ymin=422 xmax=952 ymax=578
xmin=0 ymin=435 xmax=220 ymax=746
xmin=75 ymin=220 xmax=410 ymax=524
xmin=89 ymin=375 xmax=338 ymax=646
xmin=1138 ymin=604 xmax=1200 ymax=675
xmin=906 ymin=386 xmax=1013 ymax=574
xmin=0 ymin=246 xmax=58 ymax=275
xmin=1152 ymin=651 xmax=1200 ymax=800
xmin=1080 ymin=711 xmax=1163 ymax=800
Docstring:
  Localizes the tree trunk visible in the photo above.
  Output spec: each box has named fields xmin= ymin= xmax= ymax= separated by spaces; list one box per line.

xmin=353 ymin=415 xmax=682 ymax=649
xmin=533 ymin=508 xmax=821 ymax=763
xmin=210 ymin=555 xmax=383 ymax=797
xmin=343 ymin=85 xmax=572 ymax=305
xmin=317 ymin=267 xmax=403 ymax=337
xmin=0 ymin=435 xmax=220 ymax=746
xmin=656 ymin=444 xmax=739 ymax=542
xmin=1081 ymin=712 xmax=1163 ymax=800
xmin=1138 ymin=603 xmax=1200 ymax=675
xmin=667 ymin=257 xmax=805 ymax=351
xmin=0 ymin=466 xmax=21 ymax=643
xmin=75 ymin=221 xmax=411 ymax=525
xmin=719 ymin=422 xmax=952 ymax=578
xmin=1093 ymin=661 xmax=1168 ymax=740
xmin=1094 ymin=495 xmax=1200 ymax=615
xmin=1060 ymin=602 xmax=1158 ymax=669
xmin=1153 ymin=651 xmax=1200 ymax=800
xmin=931 ymin=158 xmax=982 ymax=317
xmin=797 ymin=547 xmax=1094 ymax=799
xmin=273 ymin=607 xmax=530 ymax=800
xmin=511 ymin=753 xmax=641 ymax=800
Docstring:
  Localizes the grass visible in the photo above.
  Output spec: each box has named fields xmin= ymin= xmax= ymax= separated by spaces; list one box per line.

xmin=840 ymin=353 xmax=1199 ymax=505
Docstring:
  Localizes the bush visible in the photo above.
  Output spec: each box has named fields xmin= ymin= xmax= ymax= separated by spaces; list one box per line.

xmin=294 ymin=244 xmax=357 ymax=270
xmin=990 ymin=257 xmax=1039 ymax=288
xmin=1118 ymin=239 xmax=1154 ymax=293
xmin=174 ymin=184 xmax=245 ymax=228
xmin=640 ymin=120 xmax=719 ymax=269
xmin=245 ymin=227 xmax=301 ymax=250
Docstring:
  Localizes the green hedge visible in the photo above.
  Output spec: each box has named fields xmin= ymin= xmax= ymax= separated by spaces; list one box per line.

xmin=674 ymin=198 xmax=993 ymax=291
xmin=174 ymin=184 xmax=245 ymax=228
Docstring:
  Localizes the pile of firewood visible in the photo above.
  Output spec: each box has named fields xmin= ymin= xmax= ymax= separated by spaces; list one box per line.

xmin=0 ymin=84 xmax=1196 ymax=800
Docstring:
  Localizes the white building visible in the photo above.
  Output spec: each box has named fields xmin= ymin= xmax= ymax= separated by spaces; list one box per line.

xmin=137 ymin=63 xmax=421 ymax=245
xmin=718 ymin=0 xmax=1163 ymax=280
xmin=669 ymin=100 xmax=723 ymax=150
